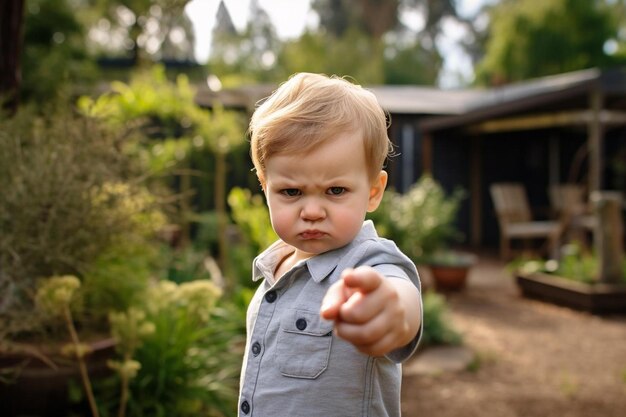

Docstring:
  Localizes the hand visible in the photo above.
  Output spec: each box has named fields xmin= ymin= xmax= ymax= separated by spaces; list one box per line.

xmin=320 ymin=266 xmax=415 ymax=357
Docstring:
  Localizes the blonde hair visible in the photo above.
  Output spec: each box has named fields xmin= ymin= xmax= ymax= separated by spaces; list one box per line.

xmin=249 ymin=73 xmax=392 ymax=183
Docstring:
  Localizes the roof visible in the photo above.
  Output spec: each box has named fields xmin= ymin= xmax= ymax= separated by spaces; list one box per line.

xmin=194 ymin=67 xmax=626 ymax=130
xmin=366 ymin=85 xmax=484 ymax=115
xmin=196 ymin=82 xmax=486 ymax=115
xmin=420 ymin=67 xmax=626 ymax=132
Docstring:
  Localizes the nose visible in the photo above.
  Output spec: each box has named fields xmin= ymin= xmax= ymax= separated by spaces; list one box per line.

xmin=300 ymin=197 xmax=326 ymax=221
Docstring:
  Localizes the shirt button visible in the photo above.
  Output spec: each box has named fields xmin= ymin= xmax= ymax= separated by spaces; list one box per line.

xmin=241 ymin=400 xmax=250 ymax=415
xmin=251 ymin=342 xmax=262 ymax=356
xmin=296 ymin=318 xmax=307 ymax=331
xmin=264 ymin=290 xmax=277 ymax=303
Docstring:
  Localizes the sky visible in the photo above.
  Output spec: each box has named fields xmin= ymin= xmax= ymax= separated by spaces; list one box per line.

xmin=184 ymin=0 xmax=493 ymax=89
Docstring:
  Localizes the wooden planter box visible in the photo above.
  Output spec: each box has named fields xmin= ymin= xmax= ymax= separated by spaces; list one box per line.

xmin=0 ymin=337 xmax=116 ymax=417
xmin=516 ymin=272 xmax=626 ymax=315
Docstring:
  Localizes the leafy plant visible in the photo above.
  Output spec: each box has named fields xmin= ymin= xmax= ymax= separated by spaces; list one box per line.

xmin=420 ymin=291 xmax=462 ymax=347
xmin=368 ymin=175 xmax=466 ymax=264
xmin=510 ymin=241 xmax=626 ymax=284
xmin=227 ymin=187 xmax=279 ymax=288
xmin=107 ymin=280 xmax=248 ymax=417
xmin=0 ymin=105 xmax=165 ymax=336
xmin=79 ymin=65 xmax=247 ymax=273
xmin=36 ymin=276 xmax=100 ymax=417
xmin=227 ymin=187 xmax=277 ymax=254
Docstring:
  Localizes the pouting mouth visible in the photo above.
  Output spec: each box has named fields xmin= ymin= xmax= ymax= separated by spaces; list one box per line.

xmin=299 ymin=230 xmax=326 ymax=239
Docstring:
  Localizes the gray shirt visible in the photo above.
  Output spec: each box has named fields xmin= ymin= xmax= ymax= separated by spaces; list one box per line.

xmin=238 ymin=221 xmax=422 ymax=417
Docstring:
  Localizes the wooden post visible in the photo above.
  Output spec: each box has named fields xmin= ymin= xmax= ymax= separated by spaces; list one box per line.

xmin=422 ymin=131 xmax=433 ymax=175
xmin=588 ymin=90 xmax=604 ymax=192
xmin=591 ymin=191 xmax=623 ymax=283
xmin=470 ymin=136 xmax=482 ymax=246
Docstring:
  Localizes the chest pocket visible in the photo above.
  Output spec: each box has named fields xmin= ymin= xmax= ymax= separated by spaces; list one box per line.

xmin=276 ymin=308 xmax=334 ymax=379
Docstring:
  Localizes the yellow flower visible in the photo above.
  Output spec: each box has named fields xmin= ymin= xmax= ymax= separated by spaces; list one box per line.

xmin=178 ymin=280 xmax=222 ymax=321
xmin=35 ymin=275 xmax=81 ymax=316
xmin=108 ymin=359 xmax=142 ymax=379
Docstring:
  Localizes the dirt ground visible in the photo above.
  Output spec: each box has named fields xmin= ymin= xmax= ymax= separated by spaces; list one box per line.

xmin=401 ymin=253 xmax=626 ymax=417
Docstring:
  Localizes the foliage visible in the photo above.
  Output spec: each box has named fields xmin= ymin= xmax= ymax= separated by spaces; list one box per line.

xmin=420 ymin=290 xmax=462 ymax=346
xmin=476 ymin=0 xmax=621 ymax=85
xmin=20 ymin=0 xmax=100 ymax=104
xmin=228 ymin=188 xmax=277 ymax=254
xmin=79 ymin=65 xmax=244 ymax=172
xmin=368 ymin=175 xmax=465 ymax=263
xmin=276 ymin=29 xmax=385 ymax=85
xmin=0 ymin=105 xmax=164 ymax=335
xmin=36 ymin=275 xmax=101 ymax=417
xmin=209 ymin=0 xmax=283 ymax=84
xmin=383 ymin=41 xmax=442 ymax=85
xmin=105 ymin=280 xmax=248 ymax=417
xmin=227 ymin=187 xmax=278 ymax=288
xmin=79 ymin=65 xmax=247 ymax=271
xmin=510 ymin=241 xmax=626 ymax=284
xmin=80 ymin=0 xmax=193 ymax=62
xmin=208 ymin=0 xmax=461 ymax=86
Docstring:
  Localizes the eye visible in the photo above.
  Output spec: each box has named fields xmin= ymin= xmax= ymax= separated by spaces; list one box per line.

xmin=280 ymin=188 xmax=301 ymax=197
xmin=327 ymin=187 xmax=345 ymax=196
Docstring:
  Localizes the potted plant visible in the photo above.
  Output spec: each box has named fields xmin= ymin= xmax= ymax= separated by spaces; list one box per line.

xmin=368 ymin=175 xmax=475 ymax=291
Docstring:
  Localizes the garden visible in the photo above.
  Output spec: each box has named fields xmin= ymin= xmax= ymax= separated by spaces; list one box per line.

xmin=0 ymin=67 xmax=465 ymax=416
xmin=3 ymin=0 xmax=626 ymax=416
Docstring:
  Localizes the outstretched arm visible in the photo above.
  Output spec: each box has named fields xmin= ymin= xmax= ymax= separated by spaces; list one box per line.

xmin=320 ymin=265 xmax=421 ymax=357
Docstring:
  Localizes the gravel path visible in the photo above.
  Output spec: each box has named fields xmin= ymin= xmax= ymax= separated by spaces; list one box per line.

xmin=401 ymin=254 xmax=626 ymax=417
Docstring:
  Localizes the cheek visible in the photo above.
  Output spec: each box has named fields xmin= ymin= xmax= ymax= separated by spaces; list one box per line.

xmin=332 ymin=204 xmax=367 ymax=232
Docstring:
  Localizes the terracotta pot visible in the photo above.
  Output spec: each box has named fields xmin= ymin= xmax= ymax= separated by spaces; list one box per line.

xmin=430 ymin=265 xmax=470 ymax=292
xmin=0 ymin=337 xmax=116 ymax=417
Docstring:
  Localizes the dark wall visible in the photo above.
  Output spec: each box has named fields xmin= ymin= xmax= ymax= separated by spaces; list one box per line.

xmin=432 ymin=129 xmax=590 ymax=248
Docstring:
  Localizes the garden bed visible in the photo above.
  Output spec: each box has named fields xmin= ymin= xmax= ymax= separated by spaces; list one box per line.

xmin=516 ymin=272 xmax=626 ymax=314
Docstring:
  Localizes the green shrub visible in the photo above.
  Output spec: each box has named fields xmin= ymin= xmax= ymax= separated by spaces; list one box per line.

xmin=0 ymin=105 xmax=166 ymax=335
xmin=510 ymin=241 xmax=626 ymax=284
xmin=420 ymin=291 xmax=462 ymax=346
xmin=367 ymin=175 xmax=465 ymax=263
xmin=105 ymin=281 xmax=250 ymax=417
xmin=227 ymin=187 xmax=278 ymax=288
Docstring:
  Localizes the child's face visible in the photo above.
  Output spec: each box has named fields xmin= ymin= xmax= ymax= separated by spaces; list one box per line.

xmin=262 ymin=130 xmax=387 ymax=262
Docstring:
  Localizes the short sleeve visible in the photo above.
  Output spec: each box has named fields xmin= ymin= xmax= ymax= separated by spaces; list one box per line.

xmin=359 ymin=239 xmax=423 ymax=363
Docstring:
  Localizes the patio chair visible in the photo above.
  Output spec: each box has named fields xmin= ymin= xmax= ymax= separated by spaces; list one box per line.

xmin=490 ymin=182 xmax=563 ymax=260
xmin=548 ymin=183 xmax=595 ymax=245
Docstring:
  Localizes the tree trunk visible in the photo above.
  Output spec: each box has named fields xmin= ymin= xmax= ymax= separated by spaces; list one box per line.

xmin=0 ymin=0 xmax=25 ymax=114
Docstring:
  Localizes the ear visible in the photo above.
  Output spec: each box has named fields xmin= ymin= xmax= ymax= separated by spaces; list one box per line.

xmin=367 ymin=170 xmax=388 ymax=212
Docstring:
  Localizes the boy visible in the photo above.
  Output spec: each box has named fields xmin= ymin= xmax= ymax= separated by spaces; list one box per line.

xmin=239 ymin=73 xmax=422 ymax=417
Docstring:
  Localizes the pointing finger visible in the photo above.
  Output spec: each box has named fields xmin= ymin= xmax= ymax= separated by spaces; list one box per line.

xmin=342 ymin=266 xmax=383 ymax=294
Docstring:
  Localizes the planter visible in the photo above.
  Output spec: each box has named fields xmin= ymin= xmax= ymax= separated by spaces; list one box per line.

xmin=516 ymin=272 xmax=626 ymax=315
xmin=430 ymin=264 xmax=471 ymax=292
xmin=0 ymin=337 xmax=116 ymax=417
xmin=426 ymin=251 xmax=476 ymax=292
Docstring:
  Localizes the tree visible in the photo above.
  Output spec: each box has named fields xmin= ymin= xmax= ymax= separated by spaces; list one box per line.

xmin=208 ymin=0 xmax=282 ymax=85
xmin=277 ymin=29 xmax=385 ymax=84
xmin=83 ymin=0 xmax=193 ymax=64
xmin=308 ymin=0 xmax=463 ymax=85
xmin=475 ymin=0 xmax=620 ymax=85
xmin=0 ymin=0 xmax=26 ymax=113
xmin=20 ymin=0 xmax=99 ymax=103
xmin=312 ymin=0 xmax=399 ymax=40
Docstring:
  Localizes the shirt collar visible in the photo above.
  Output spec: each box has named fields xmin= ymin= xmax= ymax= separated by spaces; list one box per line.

xmin=252 ymin=220 xmax=379 ymax=284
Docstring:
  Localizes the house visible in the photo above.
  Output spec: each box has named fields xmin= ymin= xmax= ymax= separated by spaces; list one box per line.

xmin=419 ymin=68 xmax=626 ymax=247
xmin=195 ymin=67 xmax=626 ymax=249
